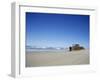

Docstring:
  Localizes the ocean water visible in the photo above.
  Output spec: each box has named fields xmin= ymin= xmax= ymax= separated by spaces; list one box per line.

xmin=26 ymin=49 xmax=68 ymax=54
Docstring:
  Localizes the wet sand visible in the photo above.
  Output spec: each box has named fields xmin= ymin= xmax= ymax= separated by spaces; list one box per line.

xmin=26 ymin=49 xmax=89 ymax=67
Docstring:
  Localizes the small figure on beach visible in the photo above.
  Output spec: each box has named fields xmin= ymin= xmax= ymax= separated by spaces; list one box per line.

xmin=69 ymin=46 xmax=72 ymax=51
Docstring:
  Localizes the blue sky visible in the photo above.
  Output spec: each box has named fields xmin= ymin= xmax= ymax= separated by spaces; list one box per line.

xmin=26 ymin=12 xmax=89 ymax=48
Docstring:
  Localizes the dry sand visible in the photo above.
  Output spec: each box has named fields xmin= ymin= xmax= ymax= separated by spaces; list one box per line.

xmin=26 ymin=49 xmax=89 ymax=67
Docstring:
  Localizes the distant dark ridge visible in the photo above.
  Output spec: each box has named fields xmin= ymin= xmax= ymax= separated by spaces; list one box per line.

xmin=69 ymin=44 xmax=85 ymax=51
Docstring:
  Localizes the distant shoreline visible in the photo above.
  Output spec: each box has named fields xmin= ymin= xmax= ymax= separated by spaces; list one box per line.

xmin=26 ymin=49 xmax=67 ymax=53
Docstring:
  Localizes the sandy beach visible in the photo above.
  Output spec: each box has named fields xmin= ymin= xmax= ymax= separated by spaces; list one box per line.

xmin=26 ymin=49 xmax=89 ymax=67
